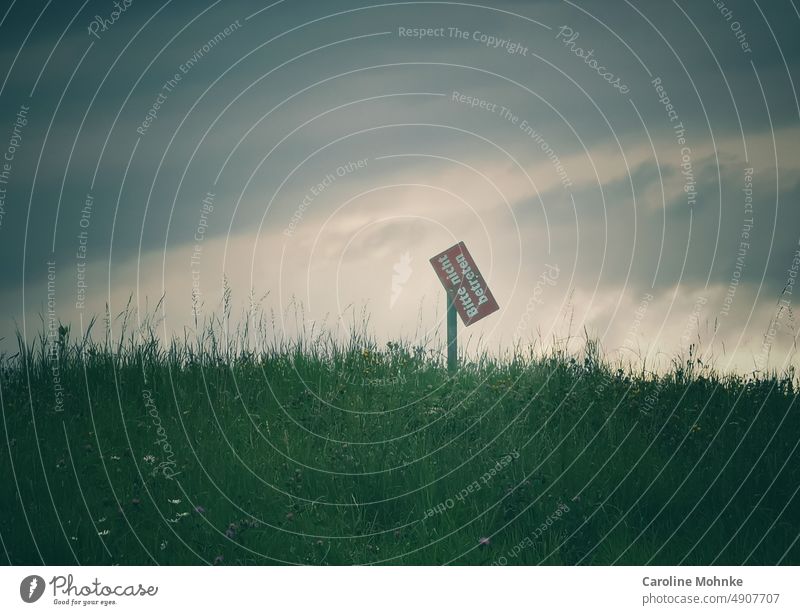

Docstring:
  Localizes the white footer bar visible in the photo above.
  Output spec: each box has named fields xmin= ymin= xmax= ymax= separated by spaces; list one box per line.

xmin=1 ymin=566 xmax=797 ymax=614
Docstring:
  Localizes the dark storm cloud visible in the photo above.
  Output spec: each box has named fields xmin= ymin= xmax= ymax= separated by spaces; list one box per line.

xmin=1 ymin=0 xmax=799 ymax=369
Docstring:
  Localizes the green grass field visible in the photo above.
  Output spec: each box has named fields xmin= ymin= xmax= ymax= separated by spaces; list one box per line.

xmin=1 ymin=311 xmax=799 ymax=565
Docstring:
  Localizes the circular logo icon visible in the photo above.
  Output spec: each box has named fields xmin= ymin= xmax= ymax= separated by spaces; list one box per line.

xmin=20 ymin=575 xmax=45 ymax=603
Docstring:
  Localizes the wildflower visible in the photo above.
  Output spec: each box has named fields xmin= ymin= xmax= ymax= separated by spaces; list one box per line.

xmin=97 ymin=529 xmax=110 ymax=537
xmin=691 ymin=424 xmax=701 ymax=433
xmin=168 ymin=499 xmax=182 ymax=504
xmin=194 ymin=505 xmax=206 ymax=514
xmin=143 ymin=455 xmax=156 ymax=464
xmin=213 ymin=555 xmax=224 ymax=565
xmin=110 ymin=455 xmax=121 ymax=461
xmin=159 ymin=540 xmax=167 ymax=550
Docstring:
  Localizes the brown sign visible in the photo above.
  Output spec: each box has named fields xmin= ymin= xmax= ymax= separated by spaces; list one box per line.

xmin=430 ymin=241 xmax=500 ymax=326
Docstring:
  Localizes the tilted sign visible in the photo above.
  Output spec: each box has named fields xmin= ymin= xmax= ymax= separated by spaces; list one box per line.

xmin=429 ymin=241 xmax=500 ymax=326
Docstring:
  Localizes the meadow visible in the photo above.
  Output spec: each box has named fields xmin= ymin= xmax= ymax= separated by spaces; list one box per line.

xmin=1 ymin=306 xmax=799 ymax=565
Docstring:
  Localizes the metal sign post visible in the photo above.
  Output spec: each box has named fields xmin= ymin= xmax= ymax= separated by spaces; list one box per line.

xmin=430 ymin=241 xmax=500 ymax=373
xmin=447 ymin=288 xmax=458 ymax=373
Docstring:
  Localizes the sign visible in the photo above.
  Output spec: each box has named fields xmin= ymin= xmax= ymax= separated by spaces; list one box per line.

xmin=429 ymin=241 xmax=500 ymax=326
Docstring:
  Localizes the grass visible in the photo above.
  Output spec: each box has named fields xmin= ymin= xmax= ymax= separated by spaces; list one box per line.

xmin=1 ymin=303 xmax=799 ymax=565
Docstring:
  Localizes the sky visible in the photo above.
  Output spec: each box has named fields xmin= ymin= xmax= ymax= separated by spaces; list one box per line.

xmin=0 ymin=0 xmax=799 ymax=373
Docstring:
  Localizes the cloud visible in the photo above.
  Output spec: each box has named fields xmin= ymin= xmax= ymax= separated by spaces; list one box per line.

xmin=2 ymin=0 xmax=799 ymax=374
